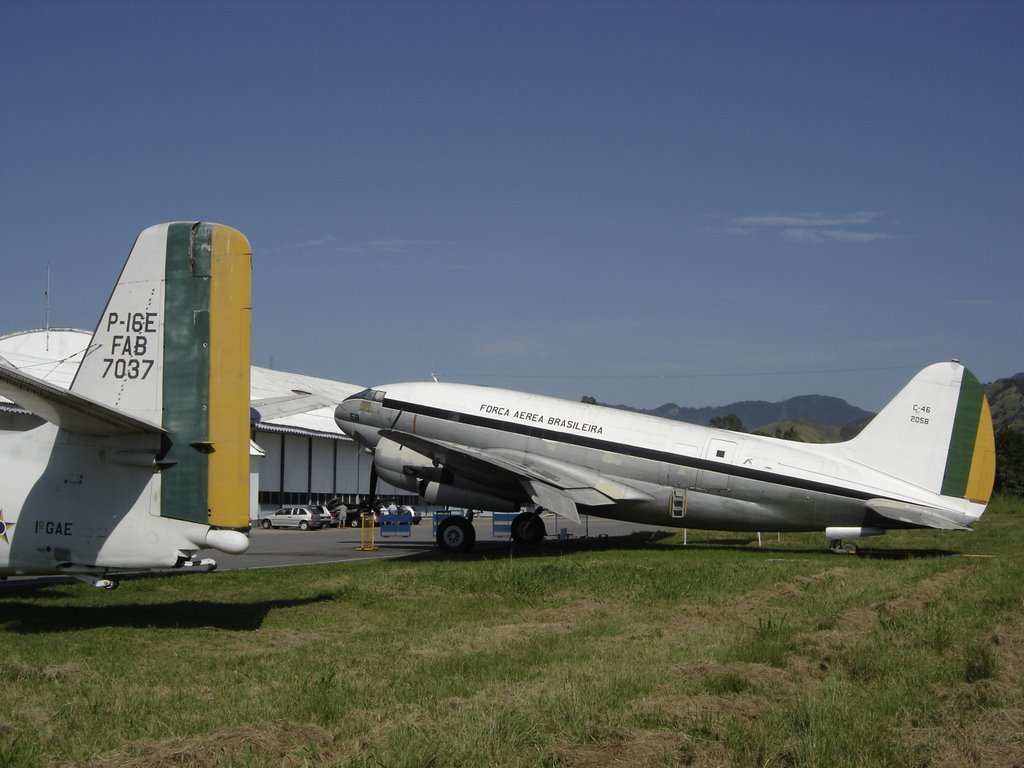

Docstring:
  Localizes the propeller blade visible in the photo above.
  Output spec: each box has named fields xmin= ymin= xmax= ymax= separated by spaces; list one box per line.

xmin=368 ymin=459 xmax=379 ymax=507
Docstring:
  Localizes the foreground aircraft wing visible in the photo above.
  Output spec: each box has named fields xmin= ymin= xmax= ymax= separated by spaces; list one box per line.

xmin=380 ymin=429 xmax=653 ymax=524
xmin=0 ymin=356 xmax=162 ymax=436
xmin=866 ymin=498 xmax=972 ymax=531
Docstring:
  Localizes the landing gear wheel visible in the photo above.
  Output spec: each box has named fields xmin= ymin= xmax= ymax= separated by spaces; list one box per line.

xmin=829 ymin=539 xmax=859 ymax=555
xmin=510 ymin=511 xmax=546 ymax=547
xmin=437 ymin=516 xmax=476 ymax=553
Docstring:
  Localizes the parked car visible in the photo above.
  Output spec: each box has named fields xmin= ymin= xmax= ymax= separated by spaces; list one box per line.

xmin=345 ymin=506 xmax=378 ymax=527
xmin=309 ymin=504 xmax=338 ymax=527
xmin=397 ymin=505 xmax=423 ymax=524
xmin=258 ymin=506 xmax=327 ymax=531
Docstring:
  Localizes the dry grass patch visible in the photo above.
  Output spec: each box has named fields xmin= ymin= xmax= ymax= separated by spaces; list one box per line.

xmin=904 ymin=612 xmax=1024 ymax=768
xmin=64 ymin=720 xmax=335 ymax=768
xmin=550 ymin=727 xmax=731 ymax=768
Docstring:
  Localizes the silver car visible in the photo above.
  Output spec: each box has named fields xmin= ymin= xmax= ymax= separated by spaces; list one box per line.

xmin=258 ymin=506 xmax=326 ymax=531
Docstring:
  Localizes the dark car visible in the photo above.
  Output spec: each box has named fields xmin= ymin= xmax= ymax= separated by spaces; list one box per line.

xmin=345 ymin=506 xmax=378 ymax=527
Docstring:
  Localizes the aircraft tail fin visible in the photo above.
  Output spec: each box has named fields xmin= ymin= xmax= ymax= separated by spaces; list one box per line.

xmin=843 ymin=361 xmax=995 ymax=509
xmin=71 ymin=222 xmax=253 ymax=530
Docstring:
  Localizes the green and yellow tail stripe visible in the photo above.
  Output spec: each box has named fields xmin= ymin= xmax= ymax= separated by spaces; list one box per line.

xmin=941 ymin=368 xmax=996 ymax=503
xmin=161 ymin=223 xmax=252 ymax=529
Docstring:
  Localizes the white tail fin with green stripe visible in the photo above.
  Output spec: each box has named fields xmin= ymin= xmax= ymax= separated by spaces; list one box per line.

xmin=0 ymin=222 xmax=252 ymax=587
xmin=842 ymin=361 xmax=995 ymax=513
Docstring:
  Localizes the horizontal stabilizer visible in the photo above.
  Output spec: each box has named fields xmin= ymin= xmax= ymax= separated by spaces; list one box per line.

xmin=866 ymin=498 xmax=971 ymax=531
xmin=0 ymin=358 xmax=162 ymax=435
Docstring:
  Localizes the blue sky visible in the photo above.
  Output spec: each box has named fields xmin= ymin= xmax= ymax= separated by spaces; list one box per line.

xmin=1 ymin=1 xmax=1020 ymax=412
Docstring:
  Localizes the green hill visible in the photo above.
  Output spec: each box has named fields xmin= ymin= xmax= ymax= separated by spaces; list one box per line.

xmin=986 ymin=374 xmax=1024 ymax=432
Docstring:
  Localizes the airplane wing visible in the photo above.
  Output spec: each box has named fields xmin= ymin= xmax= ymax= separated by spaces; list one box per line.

xmin=0 ymin=357 xmax=162 ymax=436
xmin=379 ymin=429 xmax=653 ymax=524
xmin=251 ymin=392 xmax=335 ymax=423
xmin=866 ymin=498 xmax=972 ymax=531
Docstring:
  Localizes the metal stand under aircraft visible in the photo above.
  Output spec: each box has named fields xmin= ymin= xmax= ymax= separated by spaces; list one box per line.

xmin=828 ymin=538 xmax=860 ymax=555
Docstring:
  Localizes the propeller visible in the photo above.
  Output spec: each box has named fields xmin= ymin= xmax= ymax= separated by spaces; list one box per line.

xmin=367 ymin=453 xmax=379 ymax=510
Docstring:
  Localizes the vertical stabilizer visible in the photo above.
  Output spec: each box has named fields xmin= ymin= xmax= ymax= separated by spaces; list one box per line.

xmin=843 ymin=361 xmax=995 ymax=505
xmin=71 ymin=222 xmax=252 ymax=529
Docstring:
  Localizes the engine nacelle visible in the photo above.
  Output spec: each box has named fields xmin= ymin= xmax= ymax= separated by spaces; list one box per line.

xmin=418 ymin=481 xmax=519 ymax=512
xmin=373 ymin=437 xmax=433 ymax=493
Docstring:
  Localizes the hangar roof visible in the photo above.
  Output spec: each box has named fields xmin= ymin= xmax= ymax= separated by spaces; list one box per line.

xmin=0 ymin=329 xmax=364 ymax=438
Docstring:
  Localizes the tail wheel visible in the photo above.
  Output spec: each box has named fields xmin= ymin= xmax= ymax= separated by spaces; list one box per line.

xmin=511 ymin=511 xmax=546 ymax=547
xmin=437 ymin=516 xmax=476 ymax=553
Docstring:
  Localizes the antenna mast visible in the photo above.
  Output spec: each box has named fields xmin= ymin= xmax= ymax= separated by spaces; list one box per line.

xmin=45 ymin=263 xmax=51 ymax=352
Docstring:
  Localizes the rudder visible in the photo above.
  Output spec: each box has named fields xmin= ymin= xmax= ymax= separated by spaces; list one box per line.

xmin=71 ymin=222 xmax=252 ymax=530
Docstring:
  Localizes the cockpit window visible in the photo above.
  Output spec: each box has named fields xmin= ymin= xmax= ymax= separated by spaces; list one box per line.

xmin=344 ymin=388 xmax=385 ymax=403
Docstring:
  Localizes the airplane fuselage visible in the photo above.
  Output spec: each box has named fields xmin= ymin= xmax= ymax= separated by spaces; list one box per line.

xmin=336 ymin=380 xmax=980 ymax=537
xmin=0 ymin=423 xmax=237 ymax=577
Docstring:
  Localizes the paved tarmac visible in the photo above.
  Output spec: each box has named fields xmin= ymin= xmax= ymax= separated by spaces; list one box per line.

xmin=0 ymin=515 xmax=675 ymax=590
xmin=214 ymin=514 xmax=671 ymax=571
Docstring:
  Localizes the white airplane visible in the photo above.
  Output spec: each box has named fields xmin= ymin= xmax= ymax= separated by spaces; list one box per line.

xmin=335 ymin=362 xmax=996 ymax=554
xmin=0 ymin=222 xmax=253 ymax=588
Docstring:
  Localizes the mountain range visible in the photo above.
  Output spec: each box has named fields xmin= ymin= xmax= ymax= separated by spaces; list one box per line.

xmin=602 ymin=372 xmax=1024 ymax=443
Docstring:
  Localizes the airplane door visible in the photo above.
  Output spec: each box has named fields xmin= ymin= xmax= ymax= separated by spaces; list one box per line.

xmin=698 ymin=438 xmax=736 ymax=491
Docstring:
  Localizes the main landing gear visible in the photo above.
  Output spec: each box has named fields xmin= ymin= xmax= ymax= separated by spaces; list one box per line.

xmin=436 ymin=514 xmax=476 ymax=554
xmin=434 ymin=509 xmax=550 ymax=554
xmin=510 ymin=510 xmax=546 ymax=548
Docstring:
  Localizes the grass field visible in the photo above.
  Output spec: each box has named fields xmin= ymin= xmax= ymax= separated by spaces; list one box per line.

xmin=2 ymin=497 xmax=1022 ymax=767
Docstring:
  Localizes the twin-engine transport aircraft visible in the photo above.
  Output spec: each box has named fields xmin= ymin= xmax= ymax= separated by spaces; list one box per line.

xmin=335 ymin=362 xmax=996 ymax=554
xmin=0 ymin=222 xmax=252 ymax=588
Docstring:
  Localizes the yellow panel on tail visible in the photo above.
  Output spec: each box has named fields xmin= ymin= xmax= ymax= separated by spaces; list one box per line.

xmin=206 ymin=225 xmax=252 ymax=529
xmin=965 ymin=397 xmax=996 ymax=504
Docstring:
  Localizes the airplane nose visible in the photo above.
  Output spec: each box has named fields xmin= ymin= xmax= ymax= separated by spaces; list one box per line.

xmin=335 ymin=401 xmax=359 ymax=428
xmin=335 ymin=396 xmax=382 ymax=449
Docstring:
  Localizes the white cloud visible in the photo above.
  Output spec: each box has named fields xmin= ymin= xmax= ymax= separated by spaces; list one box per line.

xmin=733 ymin=212 xmax=882 ymax=228
xmin=336 ymin=239 xmax=454 ymax=254
xmin=782 ymin=227 xmax=891 ymax=243
xmin=275 ymin=235 xmax=337 ymax=251
xmin=723 ymin=211 xmax=891 ymax=243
